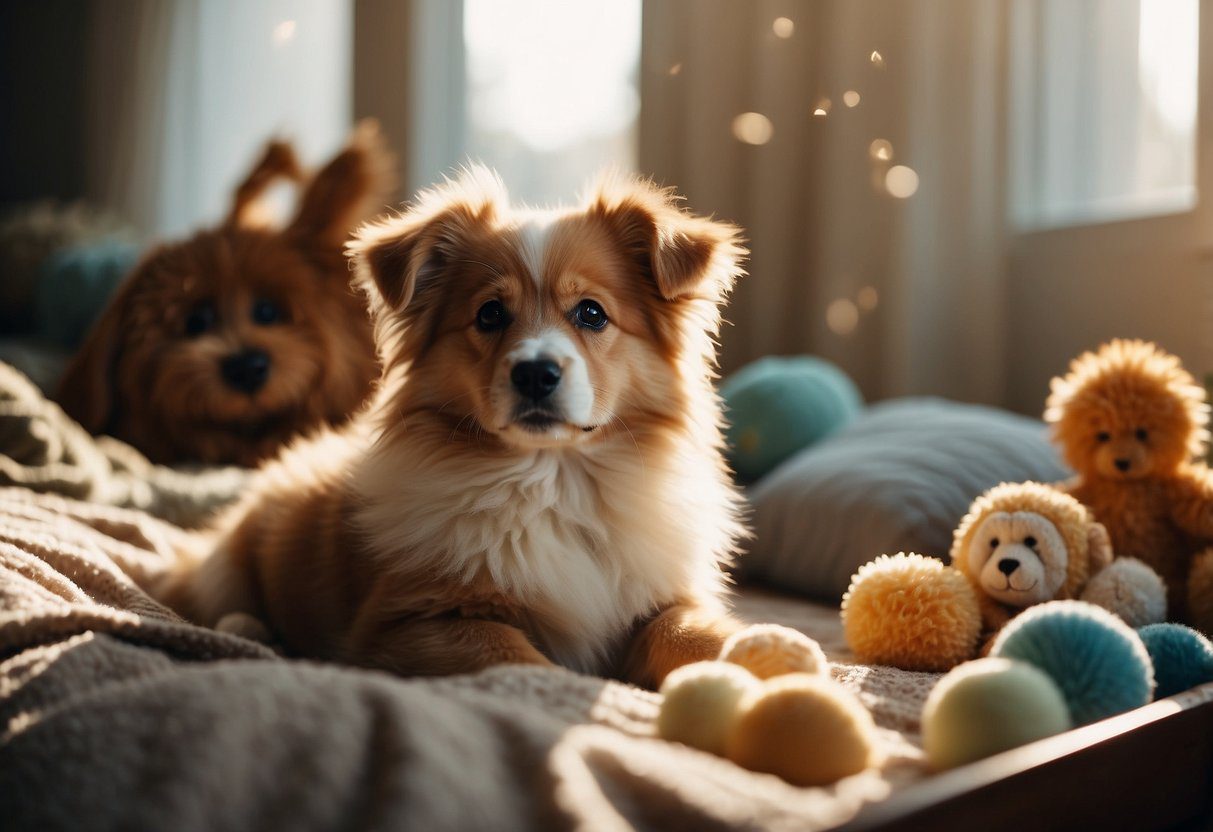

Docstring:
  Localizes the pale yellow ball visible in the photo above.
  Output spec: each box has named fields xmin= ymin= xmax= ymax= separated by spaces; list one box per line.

xmin=922 ymin=657 xmax=1072 ymax=770
xmin=720 ymin=623 xmax=828 ymax=679
xmin=841 ymin=553 xmax=982 ymax=671
xmin=657 ymin=661 xmax=758 ymax=755
xmin=725 ymin=674 xmax=881 ymax=786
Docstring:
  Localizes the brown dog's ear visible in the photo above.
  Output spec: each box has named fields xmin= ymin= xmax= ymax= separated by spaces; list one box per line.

xmin=348 ymin=165 xmax=506 ymax=312
xmin=1087 ymin=521 xmax=1114 ymax=572
xmin=56 ymin=284 xmax=130 ymax=434
xmin=225 ymin=139 xmax=305 ymax=229
xmin=584 ymin=174 xmax=746 ymax=302
xmin=288 ymin=119 xmax=398 ymax=251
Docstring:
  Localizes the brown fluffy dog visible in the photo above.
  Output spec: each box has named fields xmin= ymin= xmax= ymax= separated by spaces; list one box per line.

xmin=1046 ymin=339 xmax=1213 ymax=631
xmin=57 ymin=121 xmax=394 ymax=467
xmin=162 ymin=167 xmax=748 ymax=687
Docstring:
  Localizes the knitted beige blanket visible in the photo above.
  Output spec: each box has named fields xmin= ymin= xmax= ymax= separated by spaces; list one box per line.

xmin=0 ymin=363 xmax=940 ymax=830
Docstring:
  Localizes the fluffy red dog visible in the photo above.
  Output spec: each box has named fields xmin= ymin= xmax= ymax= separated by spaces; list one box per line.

xmin=58 ymin=121 xmax=393 ymax=467
xmin=163 ymin=167 xmax=749 ymax=686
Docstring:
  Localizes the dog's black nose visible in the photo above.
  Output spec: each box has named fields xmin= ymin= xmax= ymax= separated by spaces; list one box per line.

xmin=221 ymin=349 xmax=271 ymax=394
xmin=997 ymin=558 xmax=1019 ymax=576
xmin=1114 ymin=458 xmax=1131 ymax=472
xmin=511 ymin=359 xmax=561 ymax=401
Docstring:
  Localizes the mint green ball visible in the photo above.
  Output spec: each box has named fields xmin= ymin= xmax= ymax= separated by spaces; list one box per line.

xmin=720 ymin=356 xmax=862 ymax=484
xmin=991 ymin=600 xmax=1154 ymax=725
xmin=922 ymin=658 xmax=1071 ymax=770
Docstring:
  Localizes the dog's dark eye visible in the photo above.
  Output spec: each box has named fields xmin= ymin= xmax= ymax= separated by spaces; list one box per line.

xmin=990 ymin=537 xmax=999 ymax=548
xmin=1096 ymin=431 xmax=1111 ymax=443
xmin=1135 ymin=428 xmax=1148 ymax=442
xmin=251 ymin=299 xmax=283 ymax=325
xmin=184 ymin=302 xmax=216 ymax=337
xmin=1024 ymin=536 xmax=1038 ymax=549
xmin=573 ymin=299 xmax=608 ymax=330
xmin=476 ymin=300 xmax=510 ymax=332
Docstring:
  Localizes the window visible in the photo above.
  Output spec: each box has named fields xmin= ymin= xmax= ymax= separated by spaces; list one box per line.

xmin=462 ymin=0 xmax=642 ymax=204
xmin=1010 ymin=0 xmax=1199 ymax=230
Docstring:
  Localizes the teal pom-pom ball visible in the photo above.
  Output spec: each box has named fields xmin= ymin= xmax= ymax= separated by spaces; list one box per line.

xmin=1137 ymin=623 xmax=1213 ymax=699
xmin=990 ymin=600 xmax=1154 ymax=725
xmin=35 ymin=240 xmax=141 ymax=349
xmin=719 ymin=356 xmax=862 ymax=484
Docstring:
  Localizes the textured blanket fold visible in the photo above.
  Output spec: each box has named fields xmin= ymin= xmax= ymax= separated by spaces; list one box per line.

xmin=0 ymin=362 xmax=246 ymax=528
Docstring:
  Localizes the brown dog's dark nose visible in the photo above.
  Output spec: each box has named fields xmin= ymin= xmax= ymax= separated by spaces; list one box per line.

xmin=221 ymin=349 xmax=271 ymax=394
xmin=511 ymin=360 xmax=561 ymax=401
xmin=1114 ymin=458 xmax=1131 ymax=472
xmin=997 ymin=558 xmax=1019 ymax=576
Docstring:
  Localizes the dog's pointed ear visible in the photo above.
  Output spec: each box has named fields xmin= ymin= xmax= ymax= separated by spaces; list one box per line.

xmin=584 ymin=174 xmax=746 ymax=302
xmin=56 ymin=281 xmax=131 ymax=434
xmin=348 ymin=165 xmax=506 ymax=312
xmin=225 ymin=139 xmax=305 ymax=229
xmin=288 ymin=119 xmax=398 ymax=250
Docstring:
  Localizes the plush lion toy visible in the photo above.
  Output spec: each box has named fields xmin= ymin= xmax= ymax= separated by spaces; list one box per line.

xmin=1046 ymin=339 xmax=1213 ymax=633
xmin=842 ymin=482 xmax=1166 ymax=671
xmin=951 ymin=482 xmax=1163 ymax=635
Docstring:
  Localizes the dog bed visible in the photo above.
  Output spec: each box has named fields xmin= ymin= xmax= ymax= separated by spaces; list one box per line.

xmin=0 ymin=362 xmax=931 ymax=830
xmin=0 ymin=488 xmax=937 ymax=831
xmin=2 ymin=363 xmax=1212 ymax=830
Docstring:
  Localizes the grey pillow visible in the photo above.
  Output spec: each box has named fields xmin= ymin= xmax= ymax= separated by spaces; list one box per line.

xmin=740 ymin=397 xmax=1069 ymax=601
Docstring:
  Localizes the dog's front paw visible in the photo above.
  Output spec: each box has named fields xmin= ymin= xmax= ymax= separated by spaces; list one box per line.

xmin=719 ymin=623 xmax=828 ymax=679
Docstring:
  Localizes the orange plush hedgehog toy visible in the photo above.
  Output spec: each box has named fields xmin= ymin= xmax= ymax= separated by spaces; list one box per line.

xmin=1045 ymin=339 xmax=1213 ymax=633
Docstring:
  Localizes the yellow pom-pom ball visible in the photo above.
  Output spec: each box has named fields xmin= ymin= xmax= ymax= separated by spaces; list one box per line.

xmin=657 ymin=661 xmax=759 ymax=755
xmin=841 ymin=553 xmax=982 ymax=671
xmin=720 ymin=623 xmax=828 ymax=679
xmin=922 ymin=657 xmax=1071 ymax=770
xmin=725 ymin=674 xmax=881 ymax=786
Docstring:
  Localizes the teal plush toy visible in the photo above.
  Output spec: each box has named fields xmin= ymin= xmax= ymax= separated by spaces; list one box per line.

xmin=1137 ymin=624 xmax=1213 ymax=699
xmin=34 ymin=240 xmax=141 ymax=349
xmin=719 ymin=356 xmax=862 ymax=484
xmin=991 ymin=600 xmax=1154 ymax=725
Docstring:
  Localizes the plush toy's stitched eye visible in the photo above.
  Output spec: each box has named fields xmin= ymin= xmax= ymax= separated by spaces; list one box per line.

xmin=476 ymin=300 xmax=510 ymax=332
xmin=1096 ymin=431 xmax=1111 ymax=443
xmin=990 ymin=537 xmax=1000 ymax=548
xmin=1024 ymin=536 xmax=1037 ymax=549
xmin=1135 ymin=428 xmax=1148 ymax=442
xmin=184 ymin=302 xmax=216 ymax=337
xmin=573 ymin=299 xmax=608 ymax=330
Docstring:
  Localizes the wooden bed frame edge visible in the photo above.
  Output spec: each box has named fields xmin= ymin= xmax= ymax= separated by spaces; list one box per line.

xmin=837 ymin=683 xmax=1213 ymax=831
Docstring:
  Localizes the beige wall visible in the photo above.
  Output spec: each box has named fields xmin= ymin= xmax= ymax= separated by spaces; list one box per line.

xmin=1003 ymin=10 xmax=1213 ymax=416
xmin=1005 ymin=214 xmax=1211 ymax=415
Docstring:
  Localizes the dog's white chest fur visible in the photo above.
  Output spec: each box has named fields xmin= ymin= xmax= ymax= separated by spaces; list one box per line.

xmin=355 ymin=434 xmax=730 ymax=673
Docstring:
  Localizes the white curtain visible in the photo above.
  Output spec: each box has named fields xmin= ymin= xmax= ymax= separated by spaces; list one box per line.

xmin=83 ymin=0 xmax=352 ymax=238
xmin=641 ymin=0 xmax=1008 ymax=405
